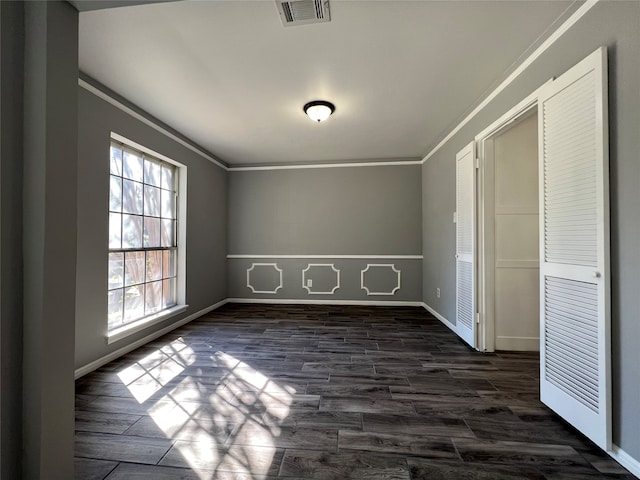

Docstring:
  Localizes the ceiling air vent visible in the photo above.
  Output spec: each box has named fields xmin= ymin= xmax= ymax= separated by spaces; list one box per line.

xmin=276 ymin=0 xmax=331 ymax=27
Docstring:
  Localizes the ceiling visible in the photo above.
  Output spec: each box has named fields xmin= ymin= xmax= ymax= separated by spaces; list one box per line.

xmin=78 ymin=0 xmax=579 ymax=167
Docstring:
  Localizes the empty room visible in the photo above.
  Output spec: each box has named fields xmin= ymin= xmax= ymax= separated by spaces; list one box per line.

xmin=0 ymin=0 xmax=638 ymax=479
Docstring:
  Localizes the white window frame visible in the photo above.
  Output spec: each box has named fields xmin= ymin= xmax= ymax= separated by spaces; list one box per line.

xmin=107 ymin=132 xmax=187 ymax=343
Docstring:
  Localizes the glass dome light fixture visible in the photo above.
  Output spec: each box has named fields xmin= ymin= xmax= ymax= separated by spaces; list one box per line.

xmin=303 ymin=100 xmax=335 ymax=122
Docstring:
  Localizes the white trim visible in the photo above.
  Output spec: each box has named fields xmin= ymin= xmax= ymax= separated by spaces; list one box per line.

xmin=246 ymin=263 xmax=283 ymax=294
xmin=421 ymin=0 xmax=599 ymax=164
xmin=111 ymin=132 xmax=187 ymax=168
xmin=228 ymin=159 xmax=421 ymax=172
xmin=475 ymin=89 xmax=541 ymax=354
xmin=474 ymin=86 xmax=545 ymax=143
xmin=79 ymin=78 xmax=228 ymax=171
xmin=495 ymin=336 xmax=540 ymax=352
xmin=302 ymin=264 xmax=341 ymax=295
xmin=227 ymin=298 xmax=423 ymax=307
xmin=361 ymin=264 xmax=401 ymax=296
xmin=107 ymin=305 xmax=188 ymax=344
xmin=228 ymin=254 xmax=423 ymax=259
xmin=76 ymin=299 xmax=229 ymax=379
xmin=609 ymin=444 xmax=640 ymax=478
xmin=422 ymin=303 xmax=456 ymax=333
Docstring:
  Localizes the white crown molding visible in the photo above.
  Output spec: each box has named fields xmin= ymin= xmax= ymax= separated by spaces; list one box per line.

xmin=229 ymin=160 xmax=421 ymax=172
xmin=246 ymin=263 xmax=283 ymax=294
xmin=302 ymin=264 xmax=341 ymax=295
xmin=228 ymin=254 xmax=423 ymax=260
xmin=361 ymin=264 xmax=401 ymax=296
xmin=79 ymin=78 xmax=228 ymax=171
xmin=421 ymin=0 xmax=599 ymax=164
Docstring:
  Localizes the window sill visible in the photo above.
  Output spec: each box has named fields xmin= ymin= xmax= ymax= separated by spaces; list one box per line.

xmin=107 ymin=304 xmax=188 ymax=344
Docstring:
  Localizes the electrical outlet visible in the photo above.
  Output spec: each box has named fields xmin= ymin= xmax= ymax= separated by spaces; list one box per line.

xmin=436 ymin=288 xmax=440 ymax=298
xmin=307 ymin=279 xmax=312 ymax=287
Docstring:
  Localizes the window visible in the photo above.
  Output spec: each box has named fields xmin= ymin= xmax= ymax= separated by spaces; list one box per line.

xmin=107 ymin=140 xmax=181 ymax=337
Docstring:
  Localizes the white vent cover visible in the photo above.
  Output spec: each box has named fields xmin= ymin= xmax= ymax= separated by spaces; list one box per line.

xmin=276 ymin=0 xmax=330 ymax=27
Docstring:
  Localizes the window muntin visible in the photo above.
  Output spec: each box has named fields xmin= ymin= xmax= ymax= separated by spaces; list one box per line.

xmin=108 ymin=141 xmax=178 ymax=333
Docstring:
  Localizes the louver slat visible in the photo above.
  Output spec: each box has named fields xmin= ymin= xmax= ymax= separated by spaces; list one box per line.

xmin=455 ymin=143 xmax=475 ymax=347
xmin=544 ymin=276 xmax=599 ymax=413
xmin=457 ymin=150 xmax=473 ymax=256
xmin=457 ymin=262 xmax=473 ymax=329
xmin=543 ymin=73 xmax=597 ymax=267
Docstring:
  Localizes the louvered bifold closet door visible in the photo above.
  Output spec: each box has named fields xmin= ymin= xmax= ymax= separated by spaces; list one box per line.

xmin=538 ymin=47 xmax=610 ymax=450
xmin=456 ymin=142 xmax=476 ymax=348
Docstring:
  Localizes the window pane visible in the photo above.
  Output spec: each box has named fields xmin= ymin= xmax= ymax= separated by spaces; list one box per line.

xmin=144 ymin=159 xmax=162 ymax=187
xmin=143 ymin=217 xmax=161 ymax=248
xmin=108 ymin=142 xmax=181 ymax=333
xmin=162 ymin=249 xmax=176 ymax=279
xmin=163 ymin=278 xmax=176 ymax=308
xmin=109 ymin=213 xmax=122 ymax=249
xmin=144 ymin=185 xmax=161 ymax=217
xmin=123 ymin=150 xmax=143 ymax=181
xmin=146 ymin=251 xmax=162 ymax=282
xmin=124 ymin=251 xmax=145 ymax=286
xmin=161 ymin=165 xmax=174 ymax=191
xmin=124 ymin=285 xmax=144 ymax=322
xmin=110 ymin=144 xmax=122 ymax=176
xmin=108 ymin=252 xmax=124 ymax=289
xmin=109 ymin=175 xmax=122 ymax=212
xmin=122 ymin=214 xmax=143 ymax=249
xmin=145 ymin=281 xmax=163 ymax=315
xmin=160 ymin=189 xmax=175 ymax=219
xmin=122 ymin=179 xmax=143 ymax=215
xmin=108 ymin=289 xmax=124 ymax=329
xmin=161 ymin=219 xmax=174 ymax=248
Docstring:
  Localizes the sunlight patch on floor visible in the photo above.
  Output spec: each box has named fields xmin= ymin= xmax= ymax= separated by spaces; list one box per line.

xmin=115 ymin=343 xmax=295 ymax=480
xmin=117 ymin=338 xmax=195 ymax=403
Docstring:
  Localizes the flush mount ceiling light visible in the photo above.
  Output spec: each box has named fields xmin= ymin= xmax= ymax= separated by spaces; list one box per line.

xmin=303 ymin=100 xmax=335 ymax=122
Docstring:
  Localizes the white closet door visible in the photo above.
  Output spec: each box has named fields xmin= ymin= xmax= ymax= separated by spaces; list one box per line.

xmin=538 ymin=47 xmax=610 ymax=450
xmin=456 ymin=142 xmax=477 ymax=348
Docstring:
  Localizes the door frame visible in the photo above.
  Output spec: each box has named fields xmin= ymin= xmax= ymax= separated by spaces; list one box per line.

xmin=460 ymin=47 xmax=611 ymax=457
xmin=474 ymin=86 xmax=548 ymax=352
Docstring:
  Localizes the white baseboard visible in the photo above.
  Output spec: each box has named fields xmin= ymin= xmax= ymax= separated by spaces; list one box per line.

xmin=495 ymin=336 xmax=540 ymax=352
xmin=227 ymin=298 xmax=424 ymax=307
xmin=74 ymin=298 xmax=229 ymax=379
xmin=610 ymin=444 xmax=640 ymax=478
xmin=422 ymin=302 xmax=456 ymax=332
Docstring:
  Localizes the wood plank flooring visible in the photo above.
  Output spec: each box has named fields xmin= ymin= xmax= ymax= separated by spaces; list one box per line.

xmin=75 ymin=304 xmax=634 ymax=479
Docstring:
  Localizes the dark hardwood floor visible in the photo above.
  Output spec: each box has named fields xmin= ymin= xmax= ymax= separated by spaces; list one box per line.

xmin=75 ymin=304 xmax=633 ymax=479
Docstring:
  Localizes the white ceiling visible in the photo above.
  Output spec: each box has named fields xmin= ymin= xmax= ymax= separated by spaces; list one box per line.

xmin=79 ymin=0 xmax=579 ymax=166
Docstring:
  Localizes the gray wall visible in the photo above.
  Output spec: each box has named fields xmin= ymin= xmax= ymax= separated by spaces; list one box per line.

xmin=229 ymin=166 xmax=422 ymax=302
xmin=75 ymin=85 xmax=228 ymax=370
xmin=0 ymin=2 xmax=24 ymax=477
xmin=23 ymin=3 xmax=79 ymax=478
xmin=2 ymin=2 xmax=80 ymax=477
xmin=421 ymin=0 xmax=639 ymax=459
